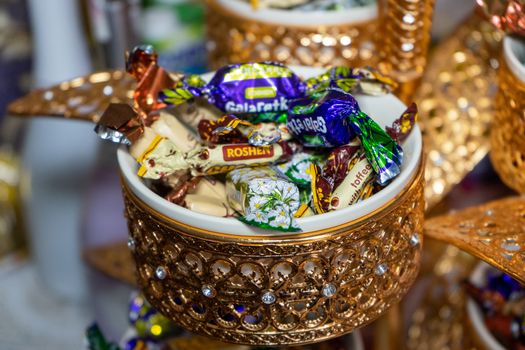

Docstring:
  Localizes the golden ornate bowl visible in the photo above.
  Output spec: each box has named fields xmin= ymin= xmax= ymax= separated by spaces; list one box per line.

xmin=490 ymin=36 xmax=525 ymax=194
xmin=205 ymin=0 xmax=435 ymax=102
xmin=118 ymin=66 xmax=425 ymax=346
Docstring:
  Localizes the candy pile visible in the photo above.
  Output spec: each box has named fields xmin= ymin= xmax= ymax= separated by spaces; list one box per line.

xmin=86 ymin=294 xmax=180 ymax=350
xmin=97 ymin=46 xmax=417 ymax=232
xmin=465 ymin=269 xmax=525 ymax=349
xmin=246 ymin=0 xmax=376 ymax=11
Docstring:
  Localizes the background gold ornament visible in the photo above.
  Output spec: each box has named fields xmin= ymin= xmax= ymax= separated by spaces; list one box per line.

xmin=424 ymin=196 xmax=525 ymax=284
xmin=490 ymin=53 xmax=525 ymax=194
xmin=416 ymin=15 xmax=502 ymax=209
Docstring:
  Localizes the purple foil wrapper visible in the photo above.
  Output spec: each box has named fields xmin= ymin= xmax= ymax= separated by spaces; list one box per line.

xmin=160 ymin=62 xmax=306 ymax=119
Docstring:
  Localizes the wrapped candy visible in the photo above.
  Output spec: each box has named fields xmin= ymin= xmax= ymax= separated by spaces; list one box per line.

xmin=160 ymin=62 xmax=306 ymax=121
xmin=249 ymin=0 xmax=376 ymax=11
xmin=137 ymin=141 xmax=295 ymax=179
xmin=386 ymin=103 xmax=418 ymax=143
xmin=287 ymin=88 xmax=403 ymax=185
xmin=128 ymin=294 xmax=179 ymax=341
xmin=276 ymin=151 xmax=326 ymax=187
xmin=465 ymin=269 xmax=525 ymax=348
xmin=226 ymin=167 xmax=301 ymax=231
xmin=126 ymin=45 xmax=182 ymax=119
xmin=306 ymin=66 xmax=398 ymax=96
xmin=198 ymin=114 xmax=283 ymax=146
xmin=310 ymin=144 xmax=375 ymax=214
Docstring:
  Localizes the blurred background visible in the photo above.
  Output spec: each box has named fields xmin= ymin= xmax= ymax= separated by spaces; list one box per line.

xmin=0 ymin=0 xmax=509 ymax=349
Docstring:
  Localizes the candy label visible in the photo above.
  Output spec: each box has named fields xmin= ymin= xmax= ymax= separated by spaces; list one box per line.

xmin=223 ymin=63 xmax=293 ymax=82
xmin=245 ymin=86 xmax=277 ymax=99
xmin=222 ymin=145 xmax=275 ymax=161
xmin=225 ymin=97 xmax=289 ymax=114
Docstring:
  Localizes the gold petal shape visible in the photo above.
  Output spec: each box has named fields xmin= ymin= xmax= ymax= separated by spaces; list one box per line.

xmin=83 ymin=241 xmax=136 ymax=286
xmin=424 ymin=196 xmax=525 ymax=284
xmin=7 ymin=70 xmax=135 ymax=123
xmin=417 ymin=15 xmax=503 ymax=208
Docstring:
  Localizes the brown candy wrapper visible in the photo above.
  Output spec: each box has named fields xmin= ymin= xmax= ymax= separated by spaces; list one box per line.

xmin=199 ymin=114 xmax=285 ymax=146
xmin=95 ymin=103 xmax=144 ymax=145
xmin=327 ymin=151 xmax=374 ymax=211
xmin=386 ymin=103 xmax=418 ymax=143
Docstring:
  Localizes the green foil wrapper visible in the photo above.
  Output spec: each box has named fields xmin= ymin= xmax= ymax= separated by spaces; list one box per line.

xmin=226 ymin=167 xmax=301 ymax=232
xmin=349 ymin=110 xmax=403 ymax=185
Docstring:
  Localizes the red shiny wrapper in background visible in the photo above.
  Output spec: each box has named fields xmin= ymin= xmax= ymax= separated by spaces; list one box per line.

xmin=477 ymin=0 xmax=525 ymax=36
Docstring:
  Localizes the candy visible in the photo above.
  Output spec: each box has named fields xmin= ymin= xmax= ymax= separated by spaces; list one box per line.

xmin=126 ymin=45 xmax=182 ymax=118
xmin=199 ymin=114 xmax=282 ymax=146
xmin=96 ymin=104 xmax=198 ymax=153
xmin=160 ymin=62 xmax=306 ymax=120
xmin=386 ymin=103 xmax=418 ymax=143
xmin=226 ymin=167 xmax=301 ymax=231
xmin=288 ymin=88 xmax=403 ymax=185
xmin=249 ymin=0 xmax=376 ymax=11
xmin=129 ymin=294 xmax=179 ymax=341
xmin=95 ymin=103 xmax=144 ymax=145
xmin=287 ymin=89 xmax=357 ymax=147
xmin=306 ymin=67 xmax=397 ymax=96
xmin=185 ymin=194 xmax=235 ymax=217
xmin=276 ymin=151 xmax=325 ymax=187
xmin=137 ymin=141 xmax=294 ymax=179
xmin=328 ymin=151 xmax=374 ymax=211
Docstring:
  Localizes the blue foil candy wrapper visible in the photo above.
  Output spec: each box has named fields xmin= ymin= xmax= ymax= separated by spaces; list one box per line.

xmin=287 ymin=88 xmax=403 ymax=185
xmin=287 ymin=89 xmax=358 ymax=147
xmin=160 ymin=62 xmax=306 ymax=120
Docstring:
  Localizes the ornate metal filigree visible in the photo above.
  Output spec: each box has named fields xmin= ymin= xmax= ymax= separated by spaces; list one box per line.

xmin=490 ymin=55 xmax=525 ymax=194
xmin=424 ymin=196 xmax=525 ymax=284
xmin=122 ymin=160 xmax=424 ymax=346
xmin=416 ymin=16 xmax=503 ymax=209
xmin=406 ymin=245 xmax=478 ymax=350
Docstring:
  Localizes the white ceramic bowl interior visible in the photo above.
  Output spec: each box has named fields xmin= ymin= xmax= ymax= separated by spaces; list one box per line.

xmin=118 ymin=66 xmax=422 ymax=236
xmin=504 ymin=36 xmax=525 ymax=85
xmin=467 ymin=262 xmax=506 ymax=350
xmin=217 ymin=0 xmax=377 ymax=26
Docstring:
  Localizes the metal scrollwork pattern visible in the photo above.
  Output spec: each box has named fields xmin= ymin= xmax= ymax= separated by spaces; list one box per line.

xmin=490 ymin=57 xmax=525 ymax=194
xmin=122 ymin=161 xmax=425 ymax=346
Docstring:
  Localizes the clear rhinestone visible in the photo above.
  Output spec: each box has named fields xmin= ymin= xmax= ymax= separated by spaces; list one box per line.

xmin=375 ymin=264 xmax=388 ymax=276
xmin=155 ymin=266 xmax=167 ymax=280
xmin=409 ymin=233 xmax=420 ymax=247
xmin=403 ymin=14 xmax=416 ymax=24
xmin=127 ymin=237 xmax=136 ymax=251
xmin=322 ymin=283 xmax=337 ymax=298
xmin=201 ymin=285 xmax=216 ymax=298
xmin=261 ymin=291 xmax=276 ymax=305
xmin=401 ymin=42 xmax=414 ymax=52
xmin=485 ymin=209 xmax=494 ymax=216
